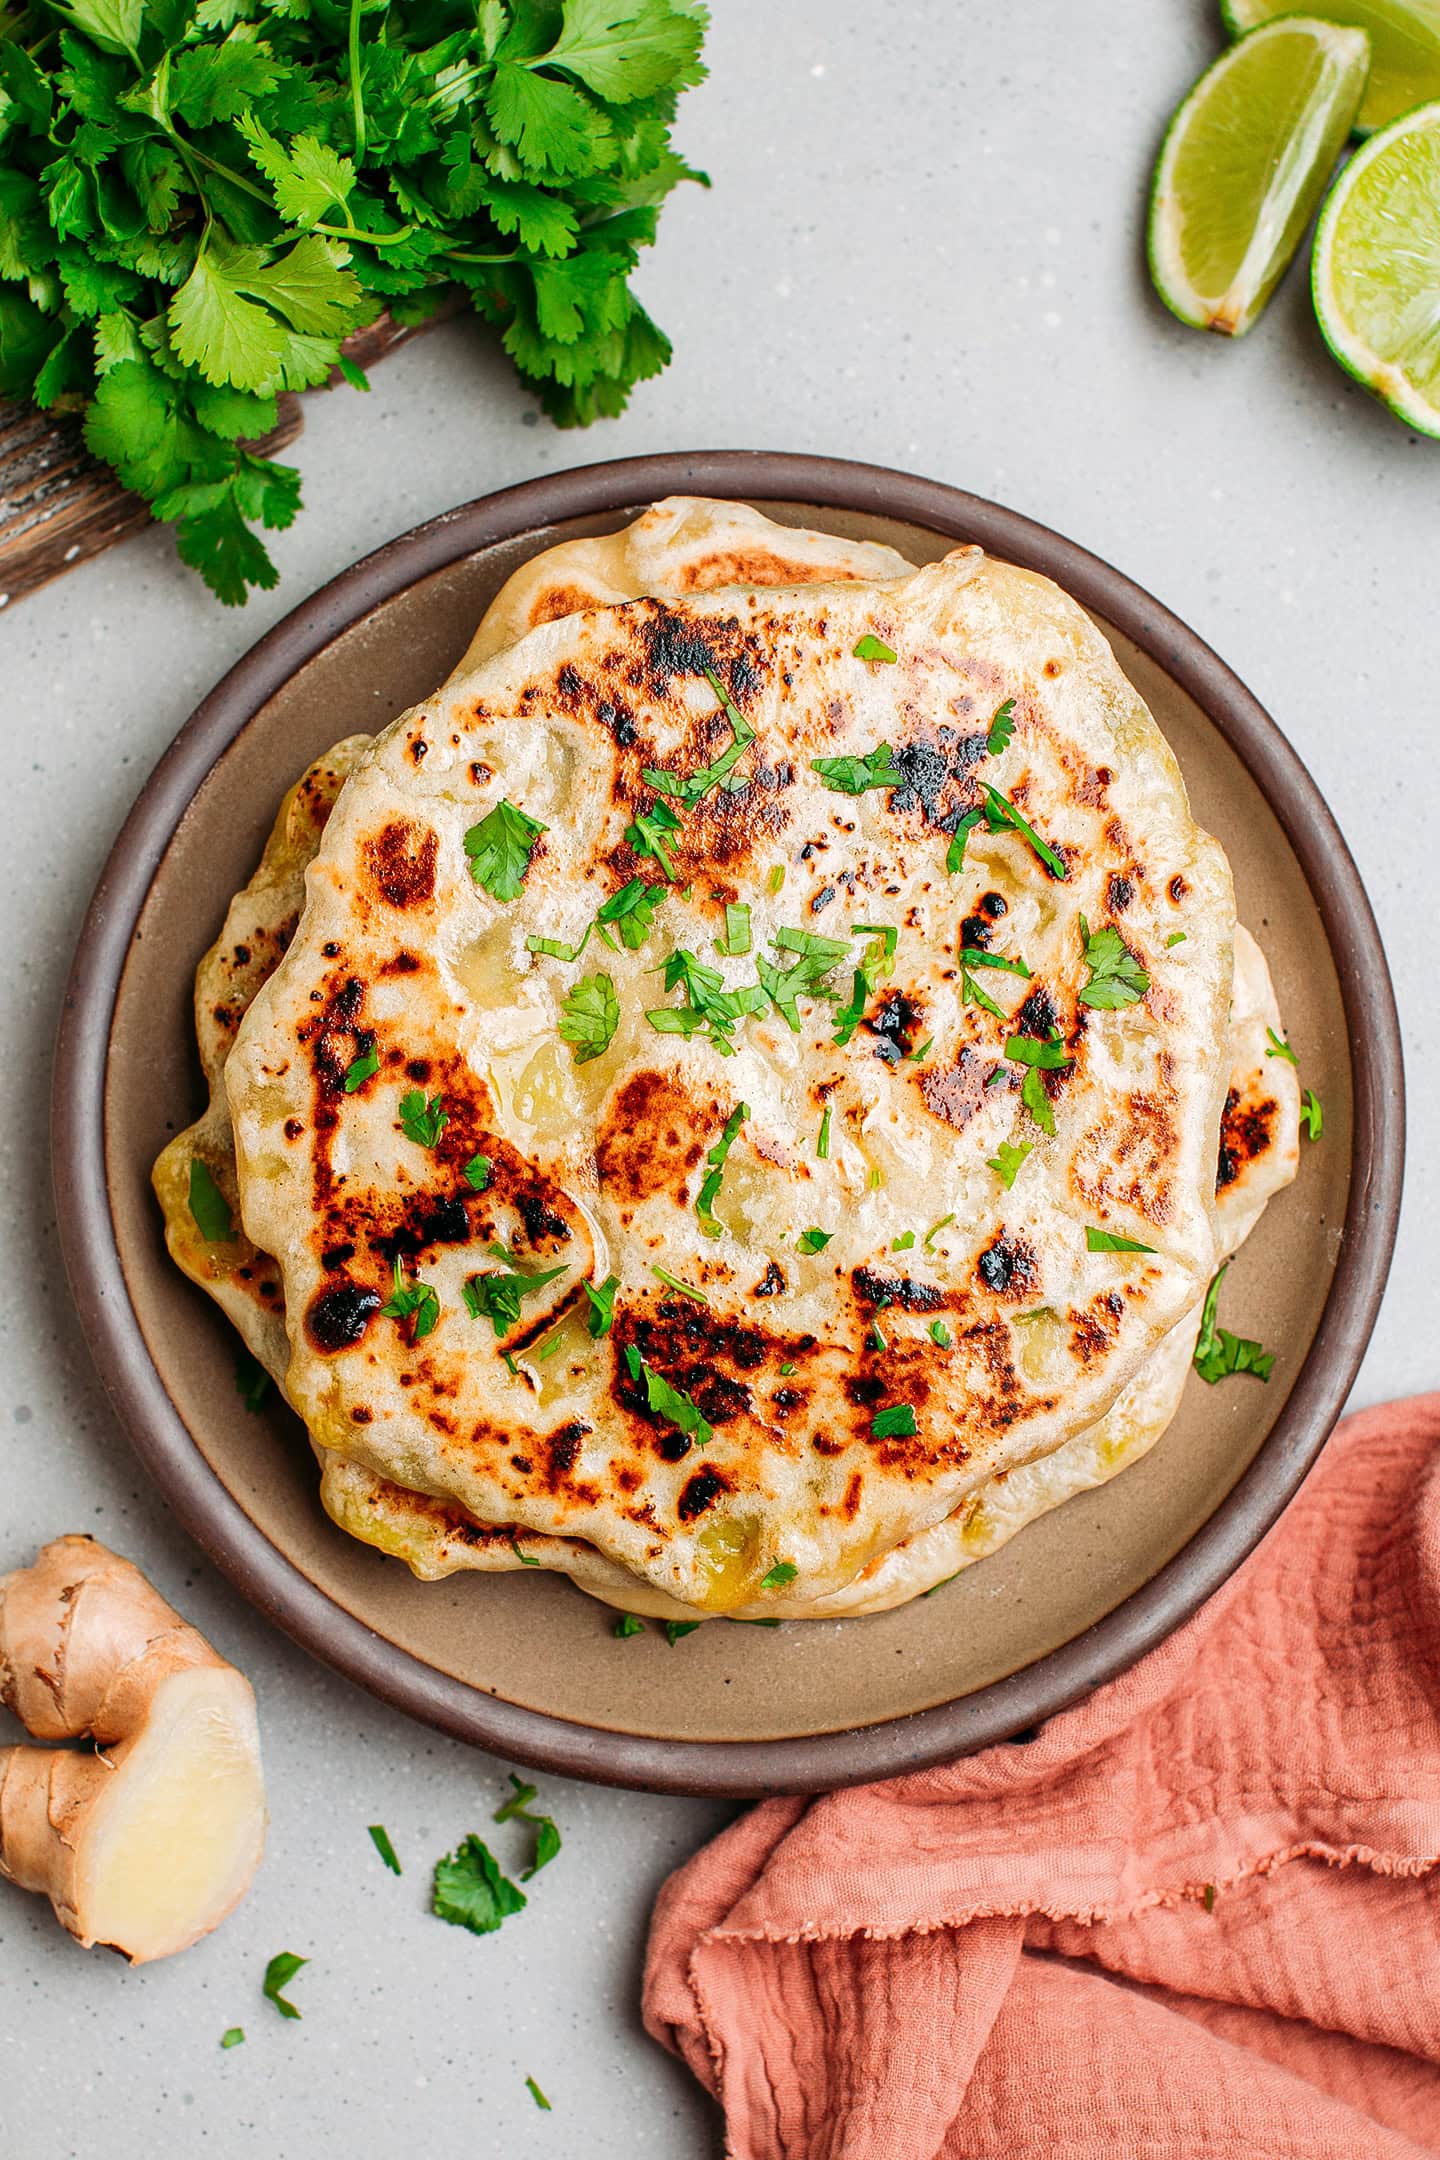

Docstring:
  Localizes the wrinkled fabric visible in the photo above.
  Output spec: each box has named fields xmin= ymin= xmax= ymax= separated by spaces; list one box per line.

xmin=644 ymin=1397 xmax=1440 ymax=2157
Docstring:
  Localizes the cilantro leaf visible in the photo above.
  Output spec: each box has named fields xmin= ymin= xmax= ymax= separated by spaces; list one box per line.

xmin=614 ymin=1612 xmax=646 ymax=1637
xmin=981 ymin=785 xmax=1068 ymax=880
xmin=1085 ymin=1227 xmax=1157 ymax=1253
xmin=1266 ymin=1027 xmax=1298 ymax=1067
xmin=399 ymin=1090 xmax=448 ymax=1148
xmin=853 ymin=634 xmax=896 ymax=663
xmin=946 ymin=806 xmax=983 ymax=875
xmin=344 ymin=1040 xmax=380 ymax=1092
xmin=539 ymin=0 xmax=706 ymax=103
xmin=986 ymin=1140 xmax=1032 ymax=1188
xmin=368 ymin=1824 xmax=402 ymax=1875
xmin=596 ymin=877 xmax=669 ymax=949
xmin=623 ymin=1344 xmax=713 ymax=1448
xmin=665 ymin=1620 xmax=701 ymax=1644
xmin=462 ymin=1251 xmax=567 ymax=1337
xmin=1078 ymin=915 xmax=1149 ymax=1009
xmin=262 ymin=1951 xmax=307 ymax=2021
xmin=760 ymin=1559 xmax=798 ymax=1588
xmin=493 ymin=1772 xmax=561 ymax=1879
xmin=584 ymin=1273 xmax=619 ymax=1337
xmin=188 ymin=1158 xmax=234 ymax=1242
xmin=465 ymin=799 xmax=547 ymax=902
xmin=871 ymin=1404 xmax=917 ymax=1439
xmin=986 ymin=697 xmax=1016 ymax=755
xmin=1301 ymin=1089 xmax=1323 ymax=1141
xmin=757 ymin=926 xmax=851 ymax=1032
xmin=810 ymin=744 xmax=902 ymax=796
xmin=380 ymin=1258 xmax=440 ymax=1341
xmin=695 ymin=1102 xmax=747 ymax=1238
xmin=526 ymin=2076 xmax=552 ymax=2112
xmin=648 ymin=948 xmax=765 ymax=1054
xmin=559 ymin=971 xmax=620 ymax=1063
xmin=719 ymin=902 xmax=752 ymax=957
xmin=431 ymin=1835 xmax=527 ymax=1936
xmin=1193 ymin=1265 xmax=1274 ymax=1385
xmin=220 ymin=2028 xmax=245 ymax=2049
xmin=929 ymin=1319 xmax=953 ymax=1348
xmin=1005 ymin=1031 xmax=1072 ymax=1139
xmin=462 ymin=1153 xmax=492 ymax=1192
xmin=797 ymin=1228 xmax=833 ymax=1254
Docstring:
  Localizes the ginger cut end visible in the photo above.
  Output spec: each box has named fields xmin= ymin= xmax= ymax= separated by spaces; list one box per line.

xmin=76 ymin=1665 xmax=266 ymax=1962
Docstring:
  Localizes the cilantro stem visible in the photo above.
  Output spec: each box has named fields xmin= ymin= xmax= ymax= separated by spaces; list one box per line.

xmin=348 ymin=0 xmax=367 ymax=161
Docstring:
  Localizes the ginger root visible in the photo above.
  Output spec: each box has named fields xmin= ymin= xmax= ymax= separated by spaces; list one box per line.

xmin=0 ymin=1536 xmax=266 ymax=1963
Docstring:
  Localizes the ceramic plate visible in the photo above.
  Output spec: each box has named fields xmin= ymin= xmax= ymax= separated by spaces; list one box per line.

xmin=53 ymin=452 xmax=1403 ymax=1795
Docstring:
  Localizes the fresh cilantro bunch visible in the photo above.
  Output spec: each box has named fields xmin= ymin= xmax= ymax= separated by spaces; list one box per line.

xmin=0 ymin=0 xmax=707 ymax=601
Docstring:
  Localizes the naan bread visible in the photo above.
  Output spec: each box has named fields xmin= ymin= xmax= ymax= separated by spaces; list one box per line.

xmin=314 ymin=923 xmax=1297 ymax=1620
xmin=225 ymin=549 xmax=1235 ymax=1611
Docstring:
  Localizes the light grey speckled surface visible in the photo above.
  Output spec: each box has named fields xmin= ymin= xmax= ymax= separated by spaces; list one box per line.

xmin=2 ymin=4 xmax=1433 ymax=2154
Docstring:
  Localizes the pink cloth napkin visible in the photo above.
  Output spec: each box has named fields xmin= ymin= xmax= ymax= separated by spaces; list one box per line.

xmin=644 ymin=1396 xmax=1440 ymax=2157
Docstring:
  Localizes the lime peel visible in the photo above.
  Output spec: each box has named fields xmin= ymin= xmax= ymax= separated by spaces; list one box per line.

xmin=1312 ymin=96 xmax=1440 ymax=434
xmin=1150 ymin=19 xmax=1371 ymax=336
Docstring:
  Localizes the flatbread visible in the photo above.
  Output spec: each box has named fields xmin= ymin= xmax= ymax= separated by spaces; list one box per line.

xmin=225 ymin=549 xmax=1235 ymax=1611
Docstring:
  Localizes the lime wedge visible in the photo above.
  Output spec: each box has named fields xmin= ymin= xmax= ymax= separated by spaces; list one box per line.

xmin=1312 ymin=97 xmax=1440 ymax=433
xmin=1223 ymin=0 xmax=1440 ymax=133
xmin=1149 ymin=19 xmax=1370 ymax=335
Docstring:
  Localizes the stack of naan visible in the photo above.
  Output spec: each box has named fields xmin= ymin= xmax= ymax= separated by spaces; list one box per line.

xmin=154 ymin=499 xmax=1298 ymax=1624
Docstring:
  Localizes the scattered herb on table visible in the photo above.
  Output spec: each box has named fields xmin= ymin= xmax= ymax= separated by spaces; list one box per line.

xmin=234 ymin=1347 xmax=272 ymax=1412
xmin=493 ymin=1772 xmax=561 ymax=1878
xmin=614 ymin=1612 xmax=646 ymax=1638
xmin=1265 ymin=1027 xmax=1299 ymax=1067
xmin=220 ymin=2027 xmax=245 ymax=2050
xmin=665 ymin=1619 xmax=701 ymax=1645
xmin=263 ymin=1951 xmax=307 ymax=2021
xmin=0 ymin=0 xmax=707 ymax=602
xmin=368 ymin=1824 xmax=402 ymax=1875
xmin=1301 ymin=1088 xmax=1323 ymax=1140
xmin=526 ymin=2076 xmax=553 ymax=2112
xmin=431 ymin=1835 xmax=527 ymax=1936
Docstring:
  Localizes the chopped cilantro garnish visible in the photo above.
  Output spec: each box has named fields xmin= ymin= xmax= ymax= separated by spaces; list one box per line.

xmin=853 ymin=634 xmax=897 ymax=663
xmin=778 ymin=1361 xmax=797 ymax=1376
xmin=892 ymin=1231 xmax=916 ymax=1251
xmin=652 ymin=1265 xmax=708 ymax=1304
xmin=343 ymin=1040 xmax=380 ymax=1093
xmin=1167 ymin=931 xmax=1187 ymax=948
xmin=868 ymin=1166 xmax=883 ymax=1190
xmin=624 ymin=1346 xmax=714 ymax=1449
xmin=431 ymin=1837 xmax=526 ymax=1936
xmin=1266 ymin=1027 xmax=1298 ymax=1067
xmin=817 ymin=1105 xmax=832 ymax=1159
xmin=726 ymin=1617 xmax=781 ymax=1627
xmin=625 ymin=796 xmax=682 ymax=880
xmin=1193 ymin=1264 xmax=1274 ymax=1385
xmin=833 ymin=923 xmax=896 ymax=1045
xmin=810 ymin=743 xmax=903 ymax=796
xmin=923 ymin=1215 xmax=955 ymax=1249
xmin=906 ymin=1037 xmax=934 ymax=1064
xmin=922 ymin=1571 xmax=962 ymax=1598
xmin=946 ymin=805 xmax=984 ymax=875
xmin=648 ymin=950 xmax=766 ymax=1055
xmin=534 ymin=1330 xmax=567 ymax=1362
xmin=380 ymin=1258 xmax=440 ymax=1341
xmin=961 ymin=945 xmax=1031 ymax=1021
xmin=462 ymin=1247 xmax=566 ymax=1337
xmin=797 ymin=1228 xmax=833 ymax=1254
xmin=987 ymin=1140 xmax=1032 ymax=1188
xmin=1078 ymin=916 xmax=1149 ymax=1009
xmin=871 ymin=1403 xmax=917 ymax=1439
xmin=696 ymin=1103 xmax=748 ymax=1239
xmin=648 ymin=670 xmax=758 ymax=804
xmin=188 ymin=1159 xmax=235 ymax=1242
xmin=597 ymin=878 xmax=669 ymax=950
xmin=493 ymin=1773 xmax=560 ymax=1879
xmin=526 ymin=2077 xmax=552 ymax=2112
xmin=398 ymin=1090 xmax=448 ymax=1149
xmin=583 ymin=1274 xmax=619 ymax=1338
xmin=720 ymin=902 xmax=752 ymax=957
xmin=462 ymin=1153 xmax=492 ymax=1192
xmin=464 ymin=800 xmax=547 ymax=903
xmin=235 ymin=1349 xmax=272 ymax=1413
xmin=368 ymin=1824 xmax=402 ymax=1876
xmin=768 ymin=865 xmax=786 ymax=894
xmin=559 ymin=972 xmax=620 ymax=1064
xmin=263 ymin=1952 xmax=307 ymax=2022
xmin=1301 ymin=1089 xmax=1323 ymax=1141
xmin=220 ymin=2028 xmax=245 ymax=2050
xmin=870 ymin=1316 xmax=888 ymax=1351
xmin=980 ymin=784 xmax=1068 ymax=879
xmin=758 ymin=925 xmax=852 ymax=1033
xmin=1004 ymin=1032 xmax=1073 ymax=1138
xmin=614 ymin=1613 xmax=646 ymax=1638
xmin=527 ymin=924 xmax=594 ymax=963
xmin=929 ymin=1319 xmax=953 ymax=1348
xmin=1085 ymin=1227 xmax=1157 ymax=1253
xmin=509 ymin=1535 xmax=541 ymax=1567
xmin=665 ymin=1620 xmax=702 ymax=1645
xmin=986 ymin=697 xmax=1016 ymax=755
xmin=761 ymin=1559 xmax=799 ymax=1588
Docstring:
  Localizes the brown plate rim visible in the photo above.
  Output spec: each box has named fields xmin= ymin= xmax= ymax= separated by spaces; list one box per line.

xmin=51 ymin=450 xmax=1405 ymax=1796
